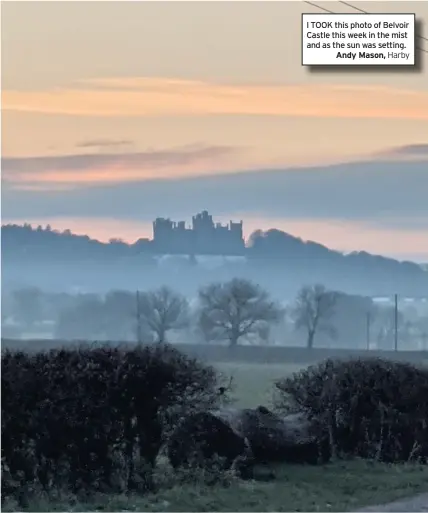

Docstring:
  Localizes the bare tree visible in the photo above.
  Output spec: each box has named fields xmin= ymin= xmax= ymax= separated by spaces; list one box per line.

xmin=291 ymin=284 xmax=338 ymax=349
xmin=138 ymin=287 xmax=189 ymax=343
xmin=198 ymin=278 xmax=282 ymax=347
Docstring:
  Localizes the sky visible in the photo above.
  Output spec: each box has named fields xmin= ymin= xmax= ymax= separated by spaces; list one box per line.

xmin=2 ymin=1 xmax=428 ymax=262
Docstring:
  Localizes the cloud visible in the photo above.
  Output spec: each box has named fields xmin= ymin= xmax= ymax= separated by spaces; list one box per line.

xmin=395 ymin=143 xmax=428 ymax=157
xmin=75 ymin=138 xmax=134 ymax=149
xmin=2 ymin=158 xmax=427 ymax=233
xmin=3 ymin=78 xmax=428 ymax=120
xmin=8 ymin=183 xmax=77 ymax=193
xmin=2 ymin=144 xmax=241 ymax=185
xmin=384 ymin=143 xmax=428 ymax=157
xmin=371 ymin=143 xmax=428 ymax=162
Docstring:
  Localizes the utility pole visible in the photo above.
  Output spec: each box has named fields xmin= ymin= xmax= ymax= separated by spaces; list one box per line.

xmin=394 ymin=293 xmax=398 ymax=352
xmin=366 ymin=311 xmax=371 ymax=350
xmin=136 ymin=290 xmax=142 ymax=344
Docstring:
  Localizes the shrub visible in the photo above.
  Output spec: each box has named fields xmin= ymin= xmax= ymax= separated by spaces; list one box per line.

xmin=274 ymin=358 xmax=428 ymax=463
xmin=1 ymin=343 xmax=226 ymax=506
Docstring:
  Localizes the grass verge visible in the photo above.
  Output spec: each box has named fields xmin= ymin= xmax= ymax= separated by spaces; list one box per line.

xmin=3 ymin=460 xmax=428 ymax=512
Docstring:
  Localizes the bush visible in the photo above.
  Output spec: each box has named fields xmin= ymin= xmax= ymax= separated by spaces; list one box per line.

xmin=274 ymin=358 xmax=428 ymax=463
xmin=1 ymin=343 xmax=225 ymax=506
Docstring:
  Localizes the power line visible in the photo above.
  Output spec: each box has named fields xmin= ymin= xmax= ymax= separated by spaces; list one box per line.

xmin=338 ymin=1 xmax=367 ymax=15
xmin=304 ymin=1 xmax=335 ymax=14
xmin=338 ymin=1 xmax=428 ymax=44
xmin=304 ymin=1 xmax=428 ymax=54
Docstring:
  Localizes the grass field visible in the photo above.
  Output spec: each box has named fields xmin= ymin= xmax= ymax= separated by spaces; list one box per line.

xmin=215 ymin=361 xmax=304 ymax=408
xmin=4 ymin=356 xmax=428 ymax=512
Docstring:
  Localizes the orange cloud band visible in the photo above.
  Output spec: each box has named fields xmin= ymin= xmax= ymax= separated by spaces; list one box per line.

xmin=3 ymin=78 xmax=428 ymax=120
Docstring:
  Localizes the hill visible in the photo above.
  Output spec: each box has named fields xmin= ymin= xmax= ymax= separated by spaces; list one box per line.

xmin=1 ymin=223 xmax=427 ymax=298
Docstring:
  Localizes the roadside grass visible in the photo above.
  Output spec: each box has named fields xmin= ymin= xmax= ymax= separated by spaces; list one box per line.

xmin=4 ymin=460 xmax=428 ymax=512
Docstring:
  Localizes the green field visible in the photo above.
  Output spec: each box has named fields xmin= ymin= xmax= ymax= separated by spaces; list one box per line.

xmin=215 ymin=361 xmax=304 ymax=408
xmin=5 ymin=358 xmax=428 ymax=512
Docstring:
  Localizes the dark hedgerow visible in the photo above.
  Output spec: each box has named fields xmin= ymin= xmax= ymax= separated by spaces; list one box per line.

xmin=274 ymin=358 xmax=428 ymax=464
xmin=1 ymin=343 xmax=226 ymax=506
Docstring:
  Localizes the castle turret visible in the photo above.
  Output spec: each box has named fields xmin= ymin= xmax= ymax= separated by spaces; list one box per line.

xmin=152 ymin=211 xmax=244 ymax=255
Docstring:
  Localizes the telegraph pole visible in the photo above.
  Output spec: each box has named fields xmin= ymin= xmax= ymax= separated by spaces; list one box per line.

xmin=366 ymin=311 xmax=371 ymax=350
xmin=136 ymin=290 xmax=142 ymax=344
xmin=394 ymin=294 xmax=398 ymax=352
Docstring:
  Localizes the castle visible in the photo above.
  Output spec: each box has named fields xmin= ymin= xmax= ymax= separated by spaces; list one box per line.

xmin=152 ymin=211 xmax=245 ymax=255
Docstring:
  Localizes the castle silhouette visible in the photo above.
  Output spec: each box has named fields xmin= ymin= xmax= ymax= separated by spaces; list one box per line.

xmin=152 ymin=211 xmax=245 ymax=256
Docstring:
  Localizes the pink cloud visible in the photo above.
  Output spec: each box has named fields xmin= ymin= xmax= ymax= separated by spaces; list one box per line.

xmin=3 ymin=78 xmax=428 ymax=120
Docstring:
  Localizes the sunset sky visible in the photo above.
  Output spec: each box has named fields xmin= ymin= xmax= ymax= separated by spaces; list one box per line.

xmin=2 ymin=1 xmax=428 ymax=262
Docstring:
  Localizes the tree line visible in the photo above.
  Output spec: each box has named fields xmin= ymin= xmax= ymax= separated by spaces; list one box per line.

xmin=3 ymin=279 xmax=428 ymax=350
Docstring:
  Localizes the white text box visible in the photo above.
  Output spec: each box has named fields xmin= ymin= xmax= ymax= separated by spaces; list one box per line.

xmin=302 ymin=13 xmax=415 ymax=66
